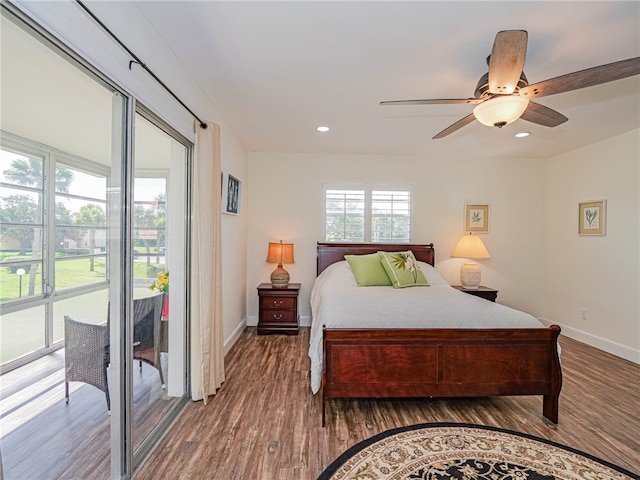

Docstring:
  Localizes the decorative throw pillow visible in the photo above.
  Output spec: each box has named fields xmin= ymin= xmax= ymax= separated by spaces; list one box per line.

xmin=377 ymin=251 xmax=430 ymax=288
xmin=344 ymin=253 xmax=392 ymax=286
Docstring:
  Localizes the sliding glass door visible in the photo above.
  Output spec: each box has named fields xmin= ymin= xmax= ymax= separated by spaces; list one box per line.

xmin=0 ymin=5 xmax=191 ymax=479
xmin=0 ymin=8 xmax=122 ymax=478
xmin=131 ymin=111 xmax=190 ymax=459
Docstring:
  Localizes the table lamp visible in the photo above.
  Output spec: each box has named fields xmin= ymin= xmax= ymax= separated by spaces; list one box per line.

xmin=451 ymin=233 xmax=490 ymax=289
xmin=266 ymin=240 xmax=295 ymax=288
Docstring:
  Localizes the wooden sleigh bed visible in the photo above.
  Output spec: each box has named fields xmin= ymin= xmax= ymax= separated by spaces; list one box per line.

xmin=315 ymin=242 xmax=562 ymax=426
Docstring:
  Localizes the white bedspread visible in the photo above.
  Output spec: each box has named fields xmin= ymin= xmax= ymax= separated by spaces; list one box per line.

xmin=308 ymin=260 xmax=545 ymax=394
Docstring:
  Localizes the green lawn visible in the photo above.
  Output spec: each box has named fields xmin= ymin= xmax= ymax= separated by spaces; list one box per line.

xmin=0 ymin=256 xmax=165 ymax=364
xmin=0 ymin=257 xmax=165 ymax=301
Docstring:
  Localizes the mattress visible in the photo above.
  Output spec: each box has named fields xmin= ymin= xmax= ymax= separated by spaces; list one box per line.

xmin=308 ymin=260 xmax=545 ymax=394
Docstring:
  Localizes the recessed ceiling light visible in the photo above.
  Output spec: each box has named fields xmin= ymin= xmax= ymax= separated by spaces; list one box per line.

xmin=317 ymin=126 xmax=330 ymax=132
xmin=514 ymin=132 xmax=530 ymax=138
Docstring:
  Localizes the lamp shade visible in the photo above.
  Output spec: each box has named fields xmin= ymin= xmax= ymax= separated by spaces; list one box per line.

xmin=451 ymin=234 xmax=490 ymax=259
xmin=266 ymin=241 xmax=295 ymax=265
xmin=473 ymin=95 xmax=529 ymax=127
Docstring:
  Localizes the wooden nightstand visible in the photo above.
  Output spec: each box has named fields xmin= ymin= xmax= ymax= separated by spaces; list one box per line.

xmin=452 ymin=285 xmax=498 ymax=302
xmin=257 ymin=283 xmax=300 ymax=335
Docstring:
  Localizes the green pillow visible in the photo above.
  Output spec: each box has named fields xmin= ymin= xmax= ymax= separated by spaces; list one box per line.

xmin=344 ymin=253 xmax=392 ymax=286
xmin=377 ymin=251 xmax=430 ymax=288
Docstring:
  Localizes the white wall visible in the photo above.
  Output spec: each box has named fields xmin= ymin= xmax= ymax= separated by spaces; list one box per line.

xmin=220 ymin=162 xmax=249 ymax=352
xmin=247 ymin=153 xmax=547 ymax=326
xmin=247 ymin=133 xmax=640 ymax=364
xmin=13 ymin=1 xmax=249 ymax=351
xmin=542 ymin=130 xmax=639 ymax=362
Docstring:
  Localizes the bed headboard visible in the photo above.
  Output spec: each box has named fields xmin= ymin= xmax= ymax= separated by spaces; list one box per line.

xmin=317 ymin=242 xmax=435 ymax=275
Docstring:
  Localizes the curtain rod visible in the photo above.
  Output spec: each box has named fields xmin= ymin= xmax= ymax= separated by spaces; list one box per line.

xmin=76 ymin=0 xmax=207 ymax=130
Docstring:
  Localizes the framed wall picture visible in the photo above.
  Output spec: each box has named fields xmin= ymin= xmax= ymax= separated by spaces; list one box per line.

xmin=222 ymin=172 xmax=242 ymax=215
xmin=578 ymin=200 xmax=606 ymax=235
xmin=465 ymin=204 xmax=489 ymax=233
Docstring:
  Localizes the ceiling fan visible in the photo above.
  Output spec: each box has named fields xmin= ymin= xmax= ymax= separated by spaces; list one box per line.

xmin=380 ymin=30 xmax=640 ymax=139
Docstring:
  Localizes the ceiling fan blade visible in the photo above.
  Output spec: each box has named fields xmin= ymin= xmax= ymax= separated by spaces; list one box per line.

xmin=520 ymin=57 xmax=640 ymax=99
xmin=432 ymin=113 xmax=476 ymax=139
xmin=488 ymin=30 xmax=528 ymax=95
xmin=380 ymin=98 xmax=483 ymax=106
xmin=520 ymin=101 xmax=568 ymax=127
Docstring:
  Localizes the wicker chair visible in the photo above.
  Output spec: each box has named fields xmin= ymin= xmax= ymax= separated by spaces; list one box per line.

xmin=64 ymin=315 xmax=110 ymax=411
xmin=133 ymin=293 xmax=166 ymax=388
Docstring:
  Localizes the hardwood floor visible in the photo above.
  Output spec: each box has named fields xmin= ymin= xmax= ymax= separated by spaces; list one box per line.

xmin=0 ymin=350 xmax=176 ymax=480
xmin=135 ymin=327 xmax=640 ymax=480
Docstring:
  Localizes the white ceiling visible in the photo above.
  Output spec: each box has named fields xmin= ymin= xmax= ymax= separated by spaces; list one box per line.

xmin=9 ymin=1 xmax=635 ymax=162
xmin=128 ymin=1 xmax=640 ymax=160
xmin=1 ymin=14 xmax=176 ymax=169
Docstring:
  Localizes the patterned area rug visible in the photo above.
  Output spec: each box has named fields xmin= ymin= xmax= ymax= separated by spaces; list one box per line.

xmin=318 ymin=423 xmax=639 ymax=480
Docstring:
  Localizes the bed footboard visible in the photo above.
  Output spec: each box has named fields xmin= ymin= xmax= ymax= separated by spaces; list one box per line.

xmin=321 ymin=325 xmax=562 ymax=426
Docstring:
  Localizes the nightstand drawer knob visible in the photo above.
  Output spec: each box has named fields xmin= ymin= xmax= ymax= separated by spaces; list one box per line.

xmin=273 ymin=313 xmax=283 ymax=320
xmin=273 ymin=300 xmax=284 ymax=307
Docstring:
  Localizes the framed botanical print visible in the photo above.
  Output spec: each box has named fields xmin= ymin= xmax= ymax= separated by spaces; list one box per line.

xmin=465 ymin=204 xmax=489 ymax=233
xmin=579 ymin=200 xmax=606 ymax=235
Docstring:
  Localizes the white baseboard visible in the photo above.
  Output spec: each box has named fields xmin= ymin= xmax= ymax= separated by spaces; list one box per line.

xmin=538 ymin=317 xmax=640 ymax=364
xmin=246 ymin=315 xmax=258 ymax=327
xmin=223 ymin=317 xmax=247 ymax=356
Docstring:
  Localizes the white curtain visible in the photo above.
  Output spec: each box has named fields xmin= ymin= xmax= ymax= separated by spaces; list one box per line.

xmin=190 ymin=121 xmax=225 ymax=402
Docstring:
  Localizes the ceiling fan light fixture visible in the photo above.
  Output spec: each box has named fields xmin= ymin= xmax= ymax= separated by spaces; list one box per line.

xmin=473 ymin=95 xmax=530 ymax=128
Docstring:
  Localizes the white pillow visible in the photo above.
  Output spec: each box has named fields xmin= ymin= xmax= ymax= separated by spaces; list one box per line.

xmin=417 ymin=261 xmax=448 ymax=286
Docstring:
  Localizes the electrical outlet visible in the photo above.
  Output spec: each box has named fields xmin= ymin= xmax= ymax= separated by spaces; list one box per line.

xmin=581 ymin=308 xmax=588 ymax=320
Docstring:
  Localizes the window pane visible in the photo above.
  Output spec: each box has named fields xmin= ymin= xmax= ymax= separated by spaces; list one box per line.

xmin=52 ymin=289 xmax=108 ymax=343
xmin=0 ymin=304 xmax=45 ymax=363
xmin=0 ymin=261 xmax=43 ymax=300
xmin=372 ymin=190 xmax=411 ymax=243
xmin=55 ymin=256 xmax=107 ymax=290
xmin=57 ymin=197 xmax=107 ymax=227
xmin=133 ymin=178 xmax=167 ymax=278
xmin=56 ymin=166 xmax=106 ymax=200
xmin=54 ymin=226 xmax=106 ymax=255
xmin=0 ymin=188 xmax=43 ymax=224
xmin=325 ymin=189 xmax=365 ymax=242
xmin=0 ymin=150 xmax=43 ymax=189
xmin=54 ymin=165 xmax=108 ymax=267
xmin=0 ymin=226 xmax=44 ymax=260
xmin=55 ymin=195 xmax=107 ymax=262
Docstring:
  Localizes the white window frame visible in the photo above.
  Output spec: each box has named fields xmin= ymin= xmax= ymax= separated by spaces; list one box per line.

xmin=324 ymin=183 xmax=413 ymax=243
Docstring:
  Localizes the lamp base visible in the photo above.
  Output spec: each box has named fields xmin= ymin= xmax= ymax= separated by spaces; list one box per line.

xmin=270 ymin=264 xmax=290 ymax=289
xmin=460 ymin=262 xmax=481 ymax=289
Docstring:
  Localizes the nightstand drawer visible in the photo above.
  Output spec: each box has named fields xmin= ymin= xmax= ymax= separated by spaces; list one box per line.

xmin=260 ymin=309 xmax=296 ymax=324
xmin=260 ymin=296 xmax=296 ymax=311
xmin=257 ymin=283 xmax=301 ymax=335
